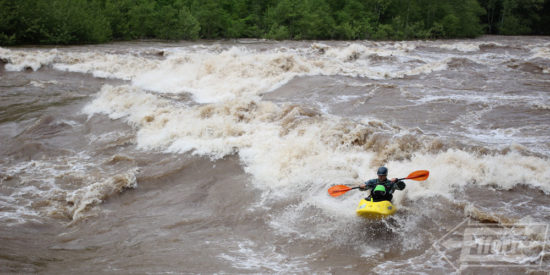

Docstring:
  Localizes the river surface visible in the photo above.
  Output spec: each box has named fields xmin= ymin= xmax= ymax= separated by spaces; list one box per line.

xmin=1 ymin=36 xmax=550 ymax=274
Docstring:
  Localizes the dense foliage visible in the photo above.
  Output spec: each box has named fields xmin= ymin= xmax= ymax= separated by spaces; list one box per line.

xmin=1 ymin=0 xmax=549 ymax=45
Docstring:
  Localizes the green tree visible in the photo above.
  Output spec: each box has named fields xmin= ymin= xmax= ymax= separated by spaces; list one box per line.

xmin=451 ymin=0 xmax=485 ymax=37
xmin=0 ymin=0 xmax=17 ymax=45
xmin=267 ymin=25 xmax=290 ymax=39
xmin=296 ymin=0 xmax=336 ymax=39
xmin=332 ymin=0 xmax=375 ymax=39
xmin=14 ymin=0 xmax=111 ymax=44
xmin=104 ymin=0 xmax=132 ymax=40
xmin=441 ymin=14 xmax=460 ymax=36
xmin=265 ymin=0 xmax=301 ymax=39
xmin=153 ymin=4 xmax=200 ymax=39
xmin=499 ymin=0 xmax=543 ymax=34
xmin=191 ymin=0 xmax=229 ymax=38
xmin=479 ymin=0 xmax=501 ymax=33
xmin=128 ymin=0 xmax=157 ymax=38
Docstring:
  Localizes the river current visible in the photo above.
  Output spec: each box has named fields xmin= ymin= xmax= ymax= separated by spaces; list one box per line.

xmin=1 ymin=36 xmax=549 ymax=274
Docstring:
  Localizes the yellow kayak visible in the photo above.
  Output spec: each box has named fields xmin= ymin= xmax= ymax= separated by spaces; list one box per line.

xmin=356 ymin=199 xmax=396 ymax=219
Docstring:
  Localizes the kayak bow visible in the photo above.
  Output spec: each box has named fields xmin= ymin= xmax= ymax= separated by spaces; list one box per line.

xmin=356 ymin=199 xmax=396 ymax=219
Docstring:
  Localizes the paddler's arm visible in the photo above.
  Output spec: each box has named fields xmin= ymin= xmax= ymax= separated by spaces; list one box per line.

xmin=358 ymin=179 xmax=376 ymax=191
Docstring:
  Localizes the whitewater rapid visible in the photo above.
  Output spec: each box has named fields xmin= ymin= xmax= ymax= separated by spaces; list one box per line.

xmin=1 ymin=37 xmax=549 ymax=273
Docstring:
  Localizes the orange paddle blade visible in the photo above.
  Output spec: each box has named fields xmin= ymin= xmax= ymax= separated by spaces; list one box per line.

xmin=404 ymin=170 xmax=429 ymax=181
xmin=328 ymin=185 xmax=352 ymax=197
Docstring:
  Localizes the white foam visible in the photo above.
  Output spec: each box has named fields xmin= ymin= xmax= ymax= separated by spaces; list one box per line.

xmin=133 ymin=46 xmax=312 ymax=103
xmin=413 ymin=92 xmax=547 ymax=106
xmin=5 ymin=40 xmax=550 ymax=231
xmin=29 ymin=80 xmax=58 ymax=88
xmin=66 ymin=169 xmax=137 ymax=221
xmin=53 ymin=51 xmax=159 ymax=80
xmin=1 ymin=48 xmax=58 ymax=71
xmin=84 ymin=85 xmax=550 ymax=207
xmin=437 ymin=42 xmax=481 ymax=52
xmin=1 ymin=149 xmax=138 ymax=224
xmin=218 ymin=239 xmax=311 ymax=273
xmin=531 ymin=45 xmax=550 ymax=59
xmin=0 ymin=47 xmax=159 ymax=79
xmin=132 ymin=44 xmax=453 ymax=103
xmin=84 ymin=85 xmax=376 ymax=185
xmin=2 ymin=44 xmax=458 ymax=103
xmin=392 ymin=150 xmax=550 ymax=199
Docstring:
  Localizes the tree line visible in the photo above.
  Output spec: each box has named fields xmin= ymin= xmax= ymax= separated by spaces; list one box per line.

xmin=1 ymin=0 xmax=548 ymax=45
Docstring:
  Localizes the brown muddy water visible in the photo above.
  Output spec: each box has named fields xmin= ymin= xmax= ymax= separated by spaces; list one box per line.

xmin=1 ymin=36 xmax=550 ymax=274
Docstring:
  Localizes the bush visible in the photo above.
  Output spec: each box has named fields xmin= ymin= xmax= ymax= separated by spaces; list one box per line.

xmin=0 ymin=33 xmax=16 ymax=46
xmin=153 ymin=5 xmax=200 ymax=40
xmin=372 ymin=24 xmax=394 ymax=40
xmin=442 ymin=14 xmax=460 ymax=37
xmin=266 ymin=25 xmax=290 ymax=40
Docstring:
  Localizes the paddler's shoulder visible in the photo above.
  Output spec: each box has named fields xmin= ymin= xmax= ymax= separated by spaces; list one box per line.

xmin=365 ymin=178 xmax=378 ymax=185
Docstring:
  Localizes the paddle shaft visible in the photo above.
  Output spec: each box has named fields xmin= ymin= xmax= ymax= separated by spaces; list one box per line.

xmin=328 ymin=170 xmax=429 ymax=197
xmin=358 ymin=175 xmax=421 ymax=189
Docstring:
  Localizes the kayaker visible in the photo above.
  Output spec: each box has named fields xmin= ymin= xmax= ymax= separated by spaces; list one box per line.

xmin=358 ymin=167 xmax=405 ymax=202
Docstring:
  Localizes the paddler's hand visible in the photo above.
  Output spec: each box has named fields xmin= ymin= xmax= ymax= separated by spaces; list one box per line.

xmin=390 ymin=178 xmax=397 ymax=182
xmin=397 ymin=181 xmax=406 ymax=189
xmin=358 ymin=183 xmax=367 ymax=190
